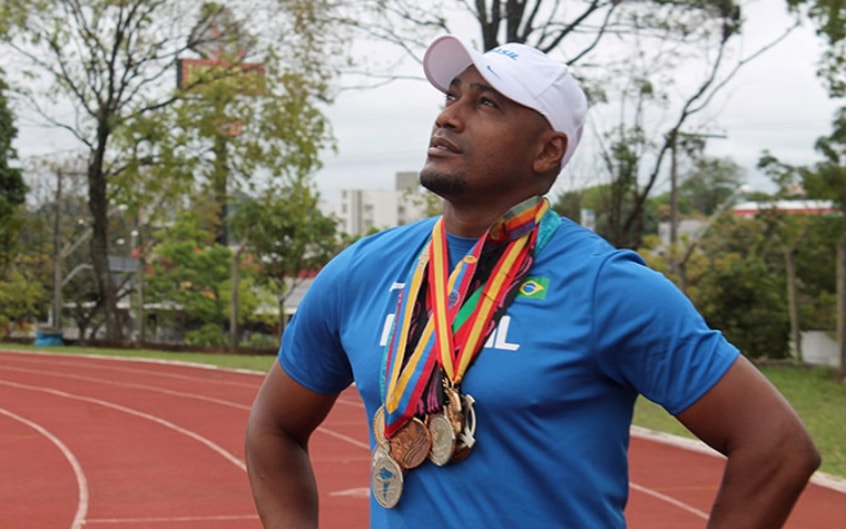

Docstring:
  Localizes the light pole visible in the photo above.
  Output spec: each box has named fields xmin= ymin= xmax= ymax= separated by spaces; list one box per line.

xmin=668 ymin=131 xmax=727 ymax=276
xmin=52 ymin=201 xmax=127 ymax=335
xmin=677 ymin=184 xmax=750 ymax=293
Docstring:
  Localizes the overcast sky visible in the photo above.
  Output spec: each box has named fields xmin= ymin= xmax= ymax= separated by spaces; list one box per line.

xmin=310 ymin=0 xmax=842 ymax=203
xmin=12 ymin=0 xmax=842 ymax=204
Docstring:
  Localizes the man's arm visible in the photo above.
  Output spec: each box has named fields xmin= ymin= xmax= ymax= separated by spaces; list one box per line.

xmin=675 ymin=355 xmax=821 ymax=529
xmin=245 ymin=361 xmax=340 ymax=529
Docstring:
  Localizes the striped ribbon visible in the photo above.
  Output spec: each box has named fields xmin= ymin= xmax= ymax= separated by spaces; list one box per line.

xmin=381 ymin=197 xmax=549 ymax=438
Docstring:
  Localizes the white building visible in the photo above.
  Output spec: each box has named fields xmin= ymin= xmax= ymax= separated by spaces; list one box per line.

xmin=325 ymin=171 xmax=432 ymax=237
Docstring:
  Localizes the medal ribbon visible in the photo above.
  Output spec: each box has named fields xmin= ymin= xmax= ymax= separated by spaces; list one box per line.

xmin=430 ymin=198 xmax=548 ymax=383
xmin=382 ymin=197 xmax=549 ymax=437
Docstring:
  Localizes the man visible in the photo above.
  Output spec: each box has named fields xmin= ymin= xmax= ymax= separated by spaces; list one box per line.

xmin=245 ymin=35 xmax=820 ymax=528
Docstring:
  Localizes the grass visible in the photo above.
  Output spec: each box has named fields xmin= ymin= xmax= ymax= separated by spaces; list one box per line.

xmin=634 ymin=363 xmax=846 ymax=478
xmin=5 ymin=342 xmax=845 ymax=478
xmin=2 ymin=342 xmax=277 ymax=372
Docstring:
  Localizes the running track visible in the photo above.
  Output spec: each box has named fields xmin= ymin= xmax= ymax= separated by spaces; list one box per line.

xmin=0 ymin=349 xmax=843 ymax=528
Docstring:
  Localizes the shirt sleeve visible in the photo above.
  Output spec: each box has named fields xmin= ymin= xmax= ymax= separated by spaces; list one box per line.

xmin=592 ymin=250 xmax=740 ymax=415
xmin=277 ymin=247 xmax=355 ymax=395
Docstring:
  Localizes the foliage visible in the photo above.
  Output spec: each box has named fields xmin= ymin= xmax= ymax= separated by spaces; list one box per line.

xmin=229 ymin=181 xmax=339 ymax=331
xmin=146 ymin=212 xmax=260 ymax=335
xmin=757 ymin=107 xmax=846 ymax=337
xmin=0 ymin=258 xmax=47 ymax=330
xmin=1 ymin=0 xmax=345 ymax=340
xmin=788 ymin=0 xmax=846 ymax=96
xmin=678 ymin=157 xmax=744 ymax=217
xmin=694 ymin=251 xmax=790 ymax=358
xmin=0 ymin=73 xmax=26 ymax=271
xmin=185 ymin=323 xmax=228 ymax=347
xmin=805 ymin=106 xmax=846 ymax=207
xmin=550 ymin=182 xmax=660 ymax=242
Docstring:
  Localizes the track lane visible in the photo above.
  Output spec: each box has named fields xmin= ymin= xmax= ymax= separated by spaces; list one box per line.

xmin=1 ymin=350 xmax=842 ymax=528
xmin=0 ymin=406 xmax=87 ymax=529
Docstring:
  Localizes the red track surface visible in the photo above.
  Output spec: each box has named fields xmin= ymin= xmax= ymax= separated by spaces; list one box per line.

xmin=0 ymin=349 xmax=843 ymax=528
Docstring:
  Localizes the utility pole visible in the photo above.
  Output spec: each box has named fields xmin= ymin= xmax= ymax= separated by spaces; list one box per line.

xmin=51 ymin=170 xmax=63 ymax=331
xmin=668 ymin=130 xmax=727 ymax=277
xmin=669 ymin=131 xmax=679 ymax=276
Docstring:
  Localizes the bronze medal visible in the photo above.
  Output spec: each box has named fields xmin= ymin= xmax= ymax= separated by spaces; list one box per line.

xmin=426 ymin=413 xmax=456 ymax=466
xmin=372 ymin=406 xmax=389 ymax=449
xmin=371 ymin=452 xmax=404 ymax=508
xmin=388 ymin=417 xmax=432 ymax=469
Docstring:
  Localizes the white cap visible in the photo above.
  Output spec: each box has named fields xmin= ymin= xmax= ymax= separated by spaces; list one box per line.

xmin=423 ymin=35 xmax=588 ymax=169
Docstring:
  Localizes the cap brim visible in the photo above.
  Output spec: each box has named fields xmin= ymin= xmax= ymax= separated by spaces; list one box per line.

xmin=423 ymin=35 xmax=482 ymax=93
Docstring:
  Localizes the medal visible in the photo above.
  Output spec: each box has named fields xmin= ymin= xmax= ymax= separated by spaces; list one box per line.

xmin=452 ymin=393 xmax=477 ymax=464
xmin=389 ymin=416 xmax=432 ymax=469
xmin=427 ymin=413 xmax=456 ymax=466
xmin=443 ymin=383 xmax=464 ymax=435
xmin=371 ymin=452 xmax=404 ymax=508
xmin=372 ymin=444 xmax=391 ymax=467
xmin=372 ymin=406 xmax=389 ymax=449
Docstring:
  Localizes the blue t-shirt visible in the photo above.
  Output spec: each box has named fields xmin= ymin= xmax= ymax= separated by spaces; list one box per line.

xmin=279 ymin=214 xmax=739 ymax=528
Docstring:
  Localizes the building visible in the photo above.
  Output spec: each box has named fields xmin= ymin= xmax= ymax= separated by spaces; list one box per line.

xmin=732 ymin=200 xmax=837 ymax=218
xmin=326 ymin=171 xmax=431 ymax=237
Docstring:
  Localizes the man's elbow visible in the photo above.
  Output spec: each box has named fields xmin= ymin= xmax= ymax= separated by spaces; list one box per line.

xmin=772 ymin=425 xmax=821 ymax=487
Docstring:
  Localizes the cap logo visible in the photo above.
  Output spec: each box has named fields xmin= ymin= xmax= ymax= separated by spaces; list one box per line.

xmin=488 ymin=47 xmax=519 ymax=60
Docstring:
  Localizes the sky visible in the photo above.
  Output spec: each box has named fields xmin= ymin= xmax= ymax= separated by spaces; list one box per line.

xmin=308 ymin=0 xmax=842 ymax=203
xmin=12 ymin=0 xmax=843 ymax=205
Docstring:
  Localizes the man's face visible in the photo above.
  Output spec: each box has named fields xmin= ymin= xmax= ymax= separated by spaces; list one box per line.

xmin=420 ymin=66 xmax=550 ymax=203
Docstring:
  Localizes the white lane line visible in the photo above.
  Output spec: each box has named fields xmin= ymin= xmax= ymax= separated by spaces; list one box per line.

xmin=0 ymin=351 xmax=260 ymax=389
xmin=0 ymin=379 xmax=247 ymax=472
xmin=0 ymin=366 xmax=368 ymax=450
xmin=0 ymin=407 xmax=89 ymax=529
xmin=1 ymin=365 xmax=251 ymax=411
xmin=85 ymin=514 xmax=259 ymax=524
xmin=629 ymin=482 xmax=710 ymax=520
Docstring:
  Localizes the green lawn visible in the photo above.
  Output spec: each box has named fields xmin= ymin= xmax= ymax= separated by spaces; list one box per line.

xmin=633 ymin=363 xmax=846 ymax=478
xmin=4 ymin=343 xmax=845 ymax=477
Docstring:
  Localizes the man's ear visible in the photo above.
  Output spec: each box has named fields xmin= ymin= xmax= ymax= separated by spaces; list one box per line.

xmin=533 ymin=131 xmax=568 ymax=175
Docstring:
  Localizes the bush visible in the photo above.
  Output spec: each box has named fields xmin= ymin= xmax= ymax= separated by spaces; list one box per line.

xmin=185 ymin=323 xmax=227 ymax=347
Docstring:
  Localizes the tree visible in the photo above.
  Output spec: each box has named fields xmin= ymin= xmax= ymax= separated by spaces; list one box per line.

xmin=0 ymin=73 xmax=26 ymax=270
xmin=0 ymin=71 xmax=35 ymax=333
xmin=786 ymin=0 xmax=846 ymax=369
xmin=1 ymin=0 xmax=344 ymax=341
xmin=641 ymin=213 xmax=793 ymax=359
xmin=230 ymin=181 xmax=340 ymax=337
xmin=336 ymin=1 xmax=794 ymax=249
xmin=145 ymin=211 xmax=260 ymax=346
xmin=788 ymin=0 xmax=846 ymax=96
xmin=679 ymin=157 xmax=744 ymax=217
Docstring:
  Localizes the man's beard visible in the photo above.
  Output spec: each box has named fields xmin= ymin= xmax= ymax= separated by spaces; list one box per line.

xmin=419 ymin=168 xmax=467 ymax=197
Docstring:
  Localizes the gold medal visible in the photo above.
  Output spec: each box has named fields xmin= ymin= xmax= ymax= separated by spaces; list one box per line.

xmin=371 ymin=451 xmax=403 ymax=508
xmin=372 ymin=406 xmax=389 ymax=449
xmin=452 ymin=393 xmax=477 ymax=464
xmin=427 ymin=413 xmax=456 ymax=466
xmin=388 ymin=417 xmax=432 ymax=469
xmin=443 ymin=384 xmax=464 ymax=435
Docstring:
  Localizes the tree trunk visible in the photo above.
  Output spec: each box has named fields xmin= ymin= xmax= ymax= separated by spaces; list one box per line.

xmin=230 ymin=246 xmax=242 ymax=353
xmin=785 ymin=246 xmax=802 ymax=362
xmin=88 ymin=157 xmax=122 ymax=341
